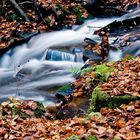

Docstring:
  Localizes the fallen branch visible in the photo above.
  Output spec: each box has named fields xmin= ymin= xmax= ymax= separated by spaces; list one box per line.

xmin=9 ymin=0 xmax=30 ymax=22
xmin=19 ymin=1 xmax=32 ymax=5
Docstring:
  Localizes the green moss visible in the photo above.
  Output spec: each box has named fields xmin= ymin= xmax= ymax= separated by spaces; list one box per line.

xmin=71 ymin=64 xmax=114 ymax=82
xmin=12 ymin=107 xmax=29 ymax=118
xmin=67 ymin=67 xmax=81 ymax=74
xmin=65 ymin=135 xmax=81 ymax=140
xmin=89 ymin=87 xmax=139 ymax=112
xmin=86 ymin=135 xmax=98 ymax=140
xmin=89 ymin=87 xmax=111 ymax=112
xmin=113 ymin=95 xmax=139 ymax=107
xmin=81 ymin=64 xmax=114 ymax=82
xmin=65 ymin=135 xmax=97 ymax=140
xmin=120 ymin=55 xmax=134 ymax=61
xmin=12 ymin=102 xmax=46 ymax=118
xmin=72 ymin=6 xmax=84 ymax=21
xmin=81 ymin=67 xmax=94 ymax=75
xmin=34 ymin=102 xmax=45 ymax=118
xmin=95 ymin=64 xmax=114 ymax=81
xmin=57 ymin=84 xmax=72 ymax=92
xmin=86 ymin=112 xmax=102 ymax=120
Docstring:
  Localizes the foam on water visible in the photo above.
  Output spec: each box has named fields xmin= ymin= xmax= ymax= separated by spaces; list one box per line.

xmin=0 ymin=18 xmax=118 ymax=104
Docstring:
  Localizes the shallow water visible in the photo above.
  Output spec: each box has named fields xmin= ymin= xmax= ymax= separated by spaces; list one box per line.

xmin=0 ymin=18 xmax=118 ymax=105
xmin=1 ymin=15 xmax=139 ymax=106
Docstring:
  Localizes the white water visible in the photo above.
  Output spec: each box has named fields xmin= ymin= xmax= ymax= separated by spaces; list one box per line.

xmin=0 ymin=13 xmax=140 ymax=105
xmin=1 ymin=18 xmax=117 ymax=69
xmin=118 ymin=9 xmax=140 ymax=21
xmin=0 ymin=18 xmax=120 ymax=105
xmin=0 ymin=31 xmax=86 ymax=68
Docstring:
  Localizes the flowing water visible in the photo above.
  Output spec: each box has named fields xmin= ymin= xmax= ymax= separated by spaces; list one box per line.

xmin=0 ymin=14 xmax=139 ymax=106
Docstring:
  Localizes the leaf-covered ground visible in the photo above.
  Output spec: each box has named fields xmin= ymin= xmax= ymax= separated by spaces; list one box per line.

xmin=0 ymin=0 xmax=139 ymax=48
xmin=0 ymin=1 xmax=140 ymax=139
xmin=0 ymin=56 xmax=139 ymax=139
xmin=72 ymin=56 xmax=140 ymax=97
xmin=0 ymin=0 xmax=88 ymax=48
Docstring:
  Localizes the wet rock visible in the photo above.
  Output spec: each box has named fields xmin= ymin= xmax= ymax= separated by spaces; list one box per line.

xmin=83 ymin=50 xmax=102 ymax=62
xmin=99 ymin=12 xmax=140 ymax=35
xmin=122 ymin=41 xmax=140 ymax=57
xmin=55 ymin=97 xmax=88 ymax=119
xmin=83 ymin=0 xmax=127 ymax=17
xmin=55 ymin=84 xmax=73 ymax=105
xmin=56 ymin=105 xmax=77 ymax=119
xmin=84 ymin=38 xmax=97 ymax=45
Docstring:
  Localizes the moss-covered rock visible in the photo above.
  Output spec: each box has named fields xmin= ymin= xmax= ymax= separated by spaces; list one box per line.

xmin=89 ymin=87 xmax=139 ymax=112
xmin=2 ymin=99 xmax=48 ymax=118
xmin=12 ymin=101 xmax=46 ymax=118
xmin=65 ymin=135 xmax=97 ymax=140
xmin=81 ymin=67 xmax=94 ymax=75
xmin=34 ymin=102 xmax=46 ymax=118
xmin=95 ymin=64 xmax=114 ymax=81
xmin=12 ymin=107 xmax=29 ymax=118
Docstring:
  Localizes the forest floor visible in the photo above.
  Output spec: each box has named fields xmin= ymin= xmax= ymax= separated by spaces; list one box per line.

xmin=0 ymin=0 xmax=139 ymax=48
xmin=0 ymin=0 xmax=140 ymax=140
xmin=0 ymin=56 xmax=140 ymax=139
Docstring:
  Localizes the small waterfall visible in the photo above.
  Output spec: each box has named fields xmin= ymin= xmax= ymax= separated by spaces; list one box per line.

xmin=0 ymin=18 xmax=118 ymax=104
xmin=44 ymin=48 xmax=84 ymax=62
xmin=73 ymin=48 xmax=84 ymax=62
xmin=0 ymin=30 xmax=87 ymax=68
xmin=0 ymin=18 xmax=116 ymax=69
xmin=45 ymin=49 xmax=75 ymax=62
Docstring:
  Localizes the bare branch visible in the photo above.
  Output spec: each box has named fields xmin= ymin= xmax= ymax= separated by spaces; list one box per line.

xmin=32 ymin=0 xmax=48 ymax=25
xmin=19 ymin=1 xmax=33 ymax=5
xmin=9 ymin=0 xmax=30 ymax=22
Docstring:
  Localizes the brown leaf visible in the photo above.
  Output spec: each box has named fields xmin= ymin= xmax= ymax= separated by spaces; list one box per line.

xmin=127 ymin=105 xmax=135 ymax=111
xmin=115 ymin=118 xmax=126 ymax=128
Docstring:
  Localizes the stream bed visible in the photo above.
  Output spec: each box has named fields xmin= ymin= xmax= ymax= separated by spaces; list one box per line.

xmin=0 ymin=9 xmax=140 ymax=108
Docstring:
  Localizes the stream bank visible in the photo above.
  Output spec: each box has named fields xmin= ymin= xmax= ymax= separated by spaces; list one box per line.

xmin=0 ymin=1 xmax=140 ymax=139
xmin=0 ymin=56 xmax=140 ymax=139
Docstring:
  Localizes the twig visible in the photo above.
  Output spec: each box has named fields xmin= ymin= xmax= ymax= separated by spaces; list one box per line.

xmin=19 ymin=1 xmax=33 ymax=5
xmin=57 ymin=4 xmax=70 ymax=14
xmin=9 ymin=0 xmax=30 ymax=22
xmin=31 ymin=0 xmax=48 ymax=25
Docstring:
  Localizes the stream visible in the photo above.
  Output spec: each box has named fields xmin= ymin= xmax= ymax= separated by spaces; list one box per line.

xmin=0 ymin=10 xmax=140 ymax=107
